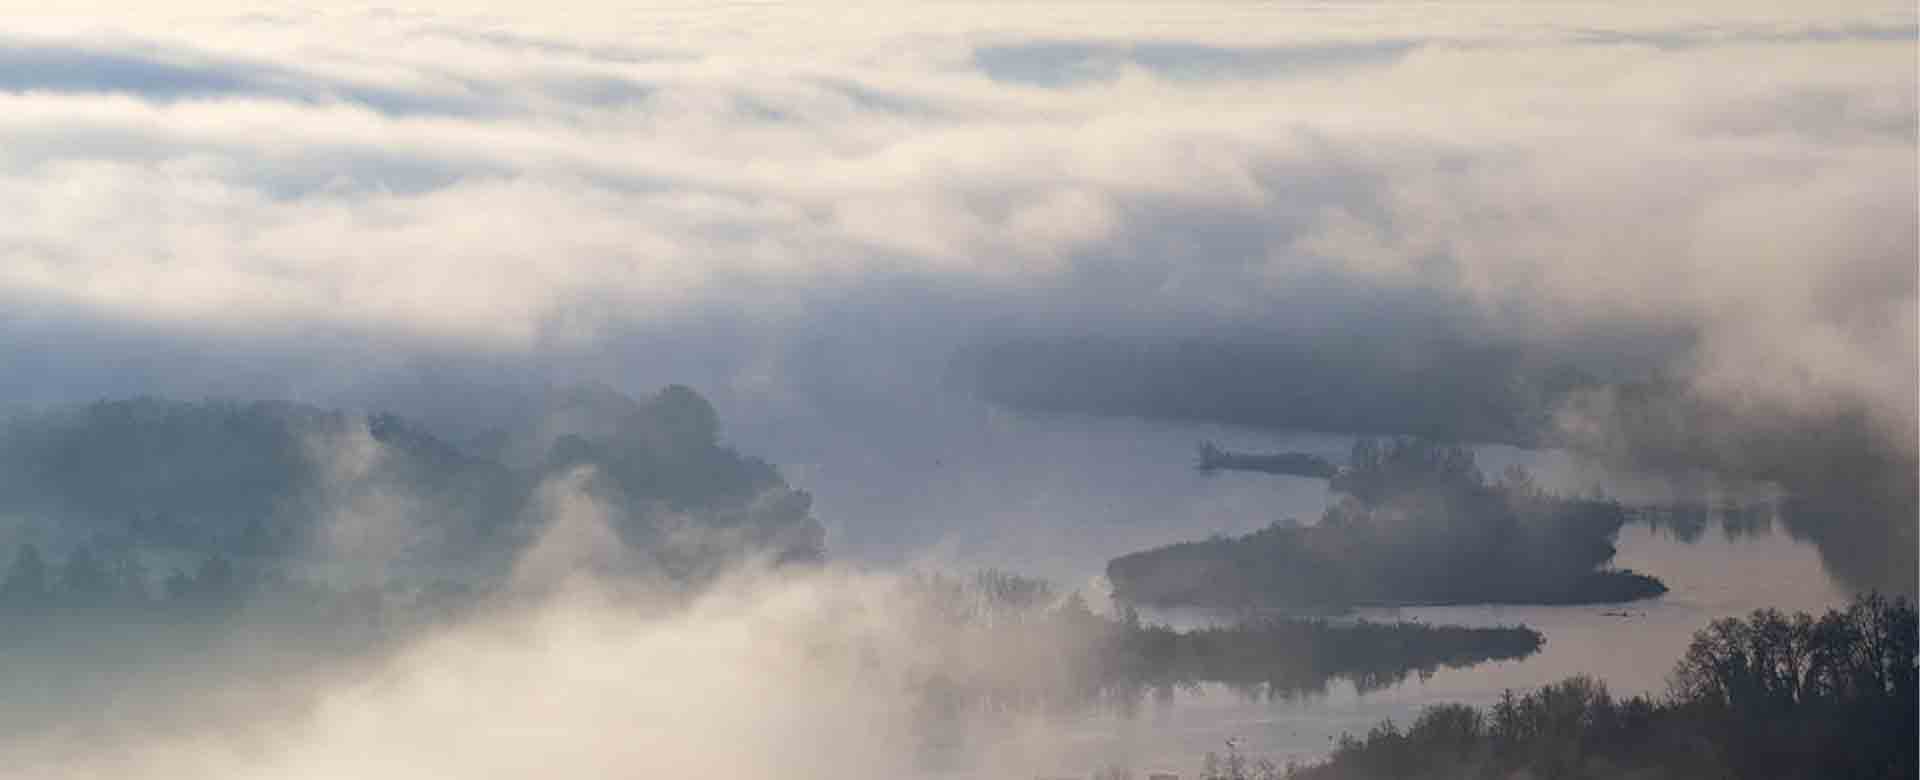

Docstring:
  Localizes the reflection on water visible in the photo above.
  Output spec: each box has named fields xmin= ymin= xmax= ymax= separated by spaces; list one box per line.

xmin=734 ymin=398 xmax=1354 ymax=580
xmin=1632 ymin=502 xmax=1777 ymax=542
xmin=733 ymin=399 xmax=1857 ymax=772
xmin=1027 ymin=522 xmax=1852 ymax=774
xmin=0 ymin=400 xmax=1868 ymax=778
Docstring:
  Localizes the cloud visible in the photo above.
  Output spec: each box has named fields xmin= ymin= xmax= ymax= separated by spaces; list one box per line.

xmin=3 ymin=560 xmax=1125 ymax=779
xmin=970 ymin=38 xmax=1424 ymax=87
xmin=0 ymin=5 xmax=1910 ymax=772
xmin=0 ymin=5 xmax=1908 ymax=456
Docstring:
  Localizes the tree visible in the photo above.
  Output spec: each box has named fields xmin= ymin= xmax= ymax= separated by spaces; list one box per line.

xmin=652 ymin=384 xmax=720 ymax=449
xmin=2 ymin=544 xmax=49 ymax=606
xmin=105 ymin=545 xmax=149 ymax=603
xmin=1201 ymin=739 xmax=1279 ymax=780
xmin=163 ymin=568 xmax=193 ymax=601
xmin=59 ymin=543 xmax=112 ymax=605
xmin=1298 ymin=594 xmax=1916 ymax=780
xmin=194 ymin=554 xmax=237 ymax=601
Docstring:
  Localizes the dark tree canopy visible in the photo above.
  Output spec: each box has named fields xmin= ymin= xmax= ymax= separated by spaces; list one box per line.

xmin=1292 ymin=594 xmax=1917 ymax=780
xmin=1109 ymin=438 xmax=1665 ymax=608
xmin=0 ymin=384 xmax=823 ymax=579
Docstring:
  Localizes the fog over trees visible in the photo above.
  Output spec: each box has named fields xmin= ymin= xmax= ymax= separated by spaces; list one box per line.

xmin=0 ymin=1 xmax=1908 ymax=775
xmin=0 ymin=538 xmax=1548 ymax=759
xmin=0 ymin=390 xmax=1570 ymax=768
xmin=0 ymin=384 xmax=823 ymax=579
xmin=972 ymin=338 xmax=1918 ymax=598
xmin=1108 ymin=438 xmax=1665 ymax=608
xmin=1555 ymin=378 xmax=1918 ymax=597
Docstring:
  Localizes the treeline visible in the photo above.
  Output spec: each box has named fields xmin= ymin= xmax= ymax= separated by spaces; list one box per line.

xmin=0 ymin=552 xmax=1543 ymax=710
xmin=0 ymin=384 xmax=823 ymax=579
xmin=0 ymin=540 xmax=481 ymax=639
xmin=0 ymin=554 xmax=1548 ymax=767
xmin=1196 ymin=442 xmax=1338 ymax=479
xmin=1556 ymin=379 xmax=1917 ymax=597
xmin=1109 ymin=438 xmax=1665 ymax=608
xmin=969 ymin=335 xmax=1914 ymax=600
xmin=0 ymin=540 xmax=492 ymax=744
xmin=1127 ymin=616 xmax=1543 ymax=701
xmin=1287 ymin=593 xmax=1917 ymax=780
xmin=900 ymin=571 xmax=1541 ymax=725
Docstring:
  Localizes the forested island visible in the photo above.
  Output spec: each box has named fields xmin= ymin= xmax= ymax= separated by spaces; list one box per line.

xmin=901 ymin=571 xmax=1542 ymax=721
xmin=1196 ymin=442 xmax=1338 ymax=479
xmin=0 ymin=391 xmax=1566 ymax=753
xmin=0 ymin=388 xmax=1903 ymax=778
xmin=1281 ymin=593 xmax=1916 ymax=780
xmin=0 ymin=385 xmax=838 ymax=741
xmin=1556 ymin=378 xmax=1918 ymax=597
xmin=1110 ymin=438 xmax=1666 ymax=608
xmin=0 ymin=556 xmax=1545 ymax=708
xmin=0 ymin=384 xmax=824 ymax=580
xmin=969 ymin=338 xmax=1916 ymax=600
xmin=0 ymin=552 xmax=1545 ymax=745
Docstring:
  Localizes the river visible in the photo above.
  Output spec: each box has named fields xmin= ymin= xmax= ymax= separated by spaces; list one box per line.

xmin=730 ymin=395 xmax=1857 ymax=774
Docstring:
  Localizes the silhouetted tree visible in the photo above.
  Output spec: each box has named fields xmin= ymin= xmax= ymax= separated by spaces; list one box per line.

xmin=1113 ymin=438 xmax=1664 ymax=608
xmin=58 ymin=544 xmax=111 ymax=606
xmin=2 ymin=545 xmax=49 ymax=606
xmin=1292 ymin=594 xmax=1918 ymax=780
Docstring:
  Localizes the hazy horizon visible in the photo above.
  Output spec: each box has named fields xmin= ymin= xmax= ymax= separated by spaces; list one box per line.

xmin=0 ymin=1 xmax=1911 ymax=777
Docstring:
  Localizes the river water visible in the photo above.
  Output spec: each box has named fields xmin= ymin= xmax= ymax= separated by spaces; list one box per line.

xmin=732 ymin=396 xmax=1857 ymax=774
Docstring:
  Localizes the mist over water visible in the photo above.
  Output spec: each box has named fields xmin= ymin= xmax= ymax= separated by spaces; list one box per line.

xmin=1108 ymin=523 xmax=1851 ymax=768
xmin=0 ymin=384 xmax=1859 ymax=777
xmin=5 ymin=406 xmax=1852 ymax=778
xmin=0 ymin=0 xmax=1910 ymax=776
xmin=718 ymin=392 xmax=1874 ymax=769
xmin=717 ymin=389 xmax=1869 ymax=768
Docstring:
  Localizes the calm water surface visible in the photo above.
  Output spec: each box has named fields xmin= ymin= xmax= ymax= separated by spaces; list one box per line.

xmin=731 ymin=397 xmax=1855 ymax=773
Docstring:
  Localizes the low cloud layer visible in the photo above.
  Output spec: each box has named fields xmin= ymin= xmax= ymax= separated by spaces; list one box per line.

xmin=0 ymin=6 xmax=1911 ymax=773
xmin=0 ymin=469 xmax=1128 ymax=779
xmin=0 ymin=3 xmax=1911 ymax=601
xmin=0 ymin=3 xmax=1911 ymax=435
